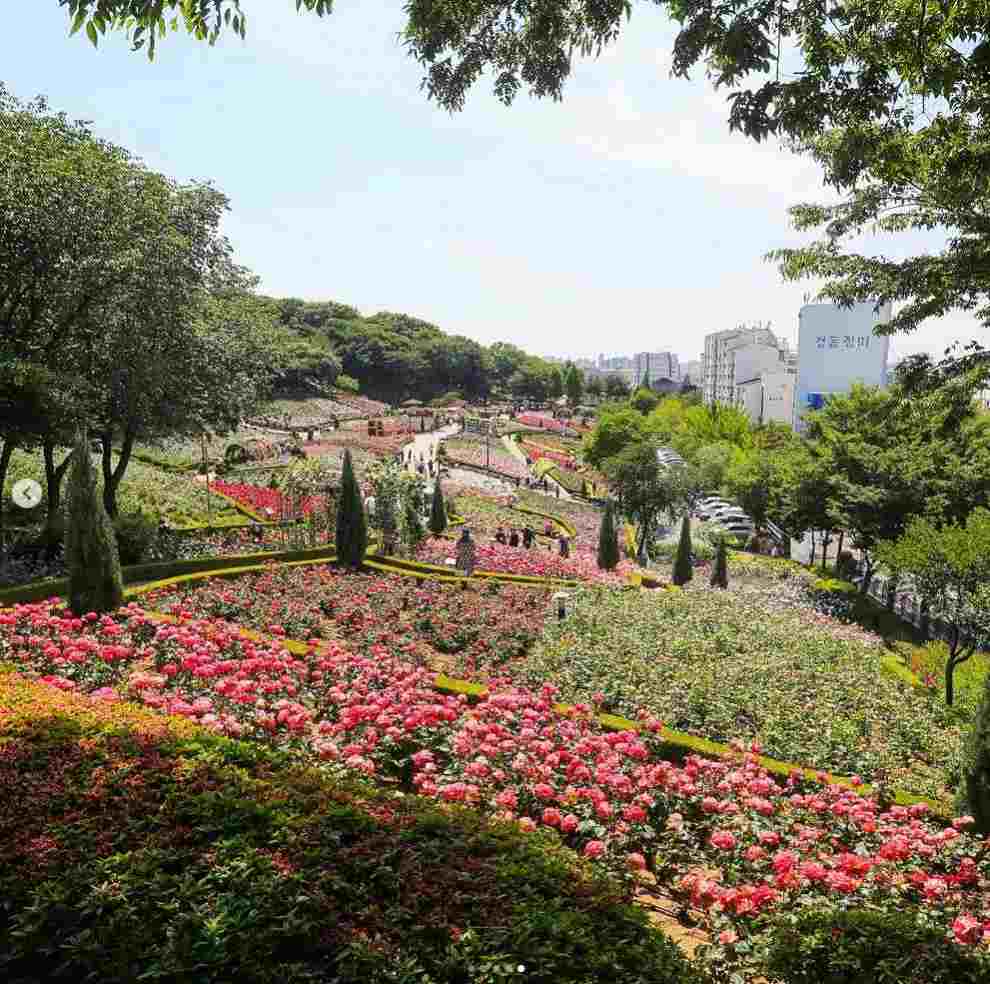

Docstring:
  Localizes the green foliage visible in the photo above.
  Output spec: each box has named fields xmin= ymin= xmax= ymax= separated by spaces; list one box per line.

xmin=563 ymin=362 xmax=583 ymax=406
xmin=877 ymin=509 xmax=990 ymax=705
xmin=672 ymin=514 xmax=693 ymax=586
xmin=630 ymin=387 xmax=658 ymax=416
xmin=961 ymin=664 xmax=990 ymax=834
xmin=112 ymin=510 xmax=159 ymax=565
xmin=335 ymin=449 xmax=367 ymax=568
xmin=429 ymin=477 xmax=448 ymax=535
xmin=335 ymin=373 xmax=360 ymax=394
xmin=709 ymin=537 xmax=728 ymax=589
xmin=65 ymin=432 xmax=124 ymax=615
xmin=596 ymin=501 xmax=619 ymax=571
xmin=765 ymin=908 xmax=990 ymax=984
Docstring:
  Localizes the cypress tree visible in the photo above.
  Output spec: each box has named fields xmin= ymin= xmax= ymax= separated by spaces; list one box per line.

xmin=66 ymin=428 xmax=124 ymax=615
xmin=672 ymin=513 xmax=693 ymax=586
xmin=597 ymin=501 xmax=619 ymax=570
xmin=710 ymin=537 xmax=729 ymax=589
xmin=963 ymin=672 xmax=990 ymax=834
xmin=335 ymin=449 xmax=367 ymax=567
xmin=429 ymin=477 xmax=447 ymax=535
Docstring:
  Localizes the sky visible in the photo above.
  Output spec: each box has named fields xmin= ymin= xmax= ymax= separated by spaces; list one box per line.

xmin=5 ymin=2 xmax=988 ymax=366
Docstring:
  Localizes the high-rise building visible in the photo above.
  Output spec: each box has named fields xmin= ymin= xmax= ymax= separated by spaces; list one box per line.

xmin=736 ymin=368 xmax=796 ymax=427
xmin=632 ymin=352 xmax=680 ymax=387
xmin=682 ymin=360 xmax=702 ymax=385
xmin=701 ymin=326 xmax=780 ymax=405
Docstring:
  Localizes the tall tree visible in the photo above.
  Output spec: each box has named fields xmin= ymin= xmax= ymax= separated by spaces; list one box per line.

xmin=429 ymin=477 xmax=448 ymax=536
xmin=672 ymin=514 xmax=693 ymax=587
xmin=335 ymin=449 xmax=367 ymax=567
xmin=548 ymin=366 xmax=565 ymax=401
xmin=65 ymin=429 xmax=124 ymax=615
xmin=877 ymin=511 xmax=990 ymax=706
xmin=585 ymin=376 xmax=604 ymax=403
xmin=604 ymin=374 xmax=630 ymax=400
xmin=563 ymin=363 xmax=584 ymax=406
xmin=805 ymin=381 xmax=990 ymax=590
xmin=602 ymin=440 xmax=671 ymax=564
xmin=596 ymin=500 xmax=619 ymax=571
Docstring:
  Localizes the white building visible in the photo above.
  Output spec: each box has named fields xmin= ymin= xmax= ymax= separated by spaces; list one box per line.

xmin=632 ymin=351 xmax=680 ymax=386
xmin=702 ymin=326 xmax=780 ymax=405
xmin=682 ymin=360 xmax=702 ymax=385
xmin=735 ymin=368 xmax=796 ymax=427
xmin=795 ymin=301 xmax=891 ymax=430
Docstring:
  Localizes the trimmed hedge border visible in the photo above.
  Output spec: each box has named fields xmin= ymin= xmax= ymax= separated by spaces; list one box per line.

xmin=0 ymin=547 xmax=339 ymax=607
xmin=365 ymin=553 xmax=580 ymax=588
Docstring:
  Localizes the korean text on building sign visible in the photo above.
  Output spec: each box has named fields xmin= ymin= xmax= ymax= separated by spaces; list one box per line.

xmin=816 ymin=335 xmax=871 ymax=350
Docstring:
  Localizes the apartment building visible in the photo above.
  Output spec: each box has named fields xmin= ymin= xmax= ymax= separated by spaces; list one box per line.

xmin=701 ymin=326 xmax=780 ymax=405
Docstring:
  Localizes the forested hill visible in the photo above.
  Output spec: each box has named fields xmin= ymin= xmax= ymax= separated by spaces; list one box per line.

xmin=266 ymin=296 xmax=558 ymax=404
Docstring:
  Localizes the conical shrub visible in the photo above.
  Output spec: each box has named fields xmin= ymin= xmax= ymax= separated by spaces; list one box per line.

xmin=710 ymin=537 xmax=728 ymax=589
xmin=597 ymin=501 xmax=619 ymax=570
xmin=962 ymin=671 xmax=990 ymax=834
xmin=672 ymin=513 xmax=693 ymax=586
xmin=335 ymin=449 xmax=367 ymax=567
xmin=429 ymin=477 xmax=447 ymax=535
xmin=66 ymin=429 xmax=124 ymax=615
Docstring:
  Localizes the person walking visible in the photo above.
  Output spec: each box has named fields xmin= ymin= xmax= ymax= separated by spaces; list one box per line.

xmin=522 ymin=526 xmax=534 ymax=549
xmin=509 ymin=529 xmax=520 ymax=548
xmin=558 ymin=533 xmax=570 ymax=558
xmin=456 ymin=527 xmax=476 ymax=577
xmin=495 ymin=527 xmax=507 ymax=545
xmin=544 ymin=520 xmax=553 ymax=538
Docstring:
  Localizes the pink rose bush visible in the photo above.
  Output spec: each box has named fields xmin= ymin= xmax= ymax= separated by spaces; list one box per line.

xmin=414 ymin=539 xmax=634 ymax=584
xmin=1 ymin=599 xmax=989 ymax=962
xmin=145 ymin=564 xmax=547 ymax=673
xmin=213 ymin=480 xmax=331 ymax=520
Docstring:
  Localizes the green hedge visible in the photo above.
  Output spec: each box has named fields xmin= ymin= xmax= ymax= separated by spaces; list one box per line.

xmin=0 ymin=548 xmax=340 ymax=607
xmin=513 ymin=504 xmax=578 ymax=538
xmin=365 ymin=554 xmax=579 ymax=588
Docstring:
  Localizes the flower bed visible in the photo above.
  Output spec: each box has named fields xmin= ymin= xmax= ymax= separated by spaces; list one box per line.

xmin=524 ymin=581 xmax=971 ymax=802
xmin=211 ymin=480 xmax=334 ymax=521
xmin=0 ymin=670 xmax=694 ymax=984
xmin=445 ymin=487 xmax=569 ymax=542
xmin=441 ymin=436 xmax=530 ymax=480
xmin=414 ymin=538 xmax=634 ymax=585
xmin=144 ymin=565 xmax=548 ymax=672
xmin=520 ymin=440 xmax=577 ymax=471
xmin=302 ymin=430 xmax=408 ymax=458
xmin=2 ymin=602 xmax=988 ymax=980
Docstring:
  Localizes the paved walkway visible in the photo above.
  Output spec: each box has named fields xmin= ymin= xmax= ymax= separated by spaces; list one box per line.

xmin=502 ymin=433 xmax=573 ymax=501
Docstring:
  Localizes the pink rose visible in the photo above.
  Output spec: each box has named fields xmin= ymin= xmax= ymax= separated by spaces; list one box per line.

xmin=583 ymin=840 xmax=605 ymax=859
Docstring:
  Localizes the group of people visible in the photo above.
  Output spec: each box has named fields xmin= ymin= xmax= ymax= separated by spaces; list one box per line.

xmin=397 ymin=445 xmax=438 ymax=478
xmin=494 ymin=526 xmax=534 ymax=549
xmin=455 ymin=522 xmax=571 ymax=577
xmin=493 ymin=522 xmax=570 ymax=557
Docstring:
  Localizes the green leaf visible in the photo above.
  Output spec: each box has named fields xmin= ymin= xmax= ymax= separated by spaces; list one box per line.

xmin=86 ymin=20 xmax=99 ymax=47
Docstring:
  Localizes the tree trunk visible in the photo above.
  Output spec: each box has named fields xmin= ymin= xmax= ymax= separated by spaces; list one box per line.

xmin=0 ymin=438 xmax=14 ymax=573
xmin=919 ymin=598 xmax=930 ymax=639
xmin=101 ymin=427 xmax=135 ymax=519
xmin=809 ymin=529 xmax=816 ymax=565
xmin=42 ymin=439 xmax=73 ymax=551
xmin=836 ymin=531 xmax=845 ymax=561
xmin=885 ymin=574 xmax=899 ymax=611
xmin=859 ymin=555 xmax=874 ymax=595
